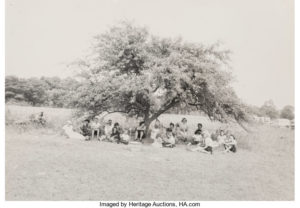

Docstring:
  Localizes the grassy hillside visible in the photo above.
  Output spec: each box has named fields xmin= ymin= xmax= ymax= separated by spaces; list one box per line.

xmin=5 ymin=105 xmax=294 ymax=200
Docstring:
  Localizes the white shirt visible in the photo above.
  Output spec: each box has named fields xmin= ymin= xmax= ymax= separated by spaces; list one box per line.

xmin=225 ymin=135 xmax=237 ymax=145
xmin=121 ymin=134 xmax=130 ymax=141
xmin=217 ymin=135 xmax=227 ymax=144
xmin=164 ymin=135 xmax=175 ymax=145
xmin=193 ymin=134 xmax=202 ymax=142
xmin=204 ymin=136 xmax=214 ymax=147
xmin=168 ymin=136 xmax=175 ymax=145
xmin=91 ymin=122 xmax=101 ymax=129
xmin=62 ymin=124 xmax=85 ymax=140
xmin=104 ymin=124 xmax=112 ymax=136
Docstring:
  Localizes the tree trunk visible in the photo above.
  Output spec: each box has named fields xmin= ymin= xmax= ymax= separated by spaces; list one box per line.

xmin=144 ymin=97 xmax=179 ymax=137
xmin=144 ymin=114 xmax=159 ymax=138
xmin=144 ymin=120 xmax=151 ymax=138
xmin=143 ymin=109 xmax=151 ymax=138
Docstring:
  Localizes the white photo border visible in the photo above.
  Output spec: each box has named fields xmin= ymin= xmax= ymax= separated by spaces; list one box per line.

xmin=0 ymin=0 xmax=298 ymax=207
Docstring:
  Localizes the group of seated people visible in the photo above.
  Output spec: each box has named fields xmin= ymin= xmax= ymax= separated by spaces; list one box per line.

xmin=149 ymin=118 xmax=237 ymax=154
xmin=187 ymin=123 xmax=237 ymax=154
xmin=63 ymin=117 xmax=237 ymax=154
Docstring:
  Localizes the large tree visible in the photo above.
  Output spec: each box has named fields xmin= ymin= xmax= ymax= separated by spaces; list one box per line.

xmin=74 ymin=22 xmax=249 ymax=133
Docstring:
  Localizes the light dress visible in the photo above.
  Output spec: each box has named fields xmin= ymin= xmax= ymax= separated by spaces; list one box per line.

xmin=62 ymin=124 xmax=85 ymax=140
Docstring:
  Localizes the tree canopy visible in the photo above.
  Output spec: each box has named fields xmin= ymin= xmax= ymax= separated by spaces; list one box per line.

xmin=74 ymin=22 xmax=249 ymax=132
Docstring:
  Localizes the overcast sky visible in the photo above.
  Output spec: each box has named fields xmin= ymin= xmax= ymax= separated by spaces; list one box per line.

xmin=6 ymin=0 xmax=294 ymax=109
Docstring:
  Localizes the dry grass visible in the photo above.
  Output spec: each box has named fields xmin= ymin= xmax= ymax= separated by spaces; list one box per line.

xmin=5 ymin=105 xmax=294 ymax=200
xmin=5 ymin=105 xmax=73 ymax=130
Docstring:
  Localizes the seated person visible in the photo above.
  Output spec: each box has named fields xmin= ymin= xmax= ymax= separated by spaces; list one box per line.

xmin=162 ymin=128 xmax=176 ymax=148
xmin=135 ymin=121 xmax=146 ymax=142
xmin=187 ymin=130 xmax=213 ymax=154
xmin=169 ymin=122 xmax=177 ymax=137
xmin=204 ymin=130 xmax=219 ymax=148
xmin=223 ymin=134 xmax=237 ymax=153
xmin=100 ymin=119 xmax=113 ymax=141
xmin=210 ymin=129 xmax=219 ymax=141
xmin=90 ymin=117 xmax=101 ymax=140
xmin=188 ymin=128 xmax=203 ymax=145
xmin=195 ymin=123 xmax=203 ymax=135
xmin=151 ymin=124 xmax=164 ymax=147
xmin=110 ymin=122 xmax=122 ymax=143
xmin=80 ymin=119 xmax=91 ymax=141
xmin=63 ymin=121 xmax=85 ymax=140
xmin=174 ymin=123 xmax=181 ymax=142
xmin=150 ymin=119 xmax=161 ymax=140
xmin=120 ymin=129 xmax=131 ymax=145
xmin=152 ymin=135 xmax=163 ymax=147
xmin=187 ymin=123 xmax=203 ymax=144
xmin=217 ymin=130 xmax=227 ymax=145
xmin=177 ymin=118 xmax=189 ymax=142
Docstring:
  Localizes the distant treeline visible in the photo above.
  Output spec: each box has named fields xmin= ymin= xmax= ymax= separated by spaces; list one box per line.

xmin=5 ymin=76 xmax=81 ymax=108
xmin=5 ymin=76 xmax=294 ymax=120
xmin=245 ymin=100 xmax=294 ymax=120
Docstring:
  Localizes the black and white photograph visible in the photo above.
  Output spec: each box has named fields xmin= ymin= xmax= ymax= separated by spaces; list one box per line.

xmin=2 ymin=0 xmax=297 ymax=206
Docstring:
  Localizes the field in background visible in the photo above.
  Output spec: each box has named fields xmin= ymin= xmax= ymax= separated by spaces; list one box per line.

xmin=5 ymin=104 xmax=250 ymax=148
xmin=5 ymin=105 xmax=294 ymax=200
xmin=6 ymin=105 xmax=243 ymax=133
xmin=6 ymin=105 xmax=74 ymax=130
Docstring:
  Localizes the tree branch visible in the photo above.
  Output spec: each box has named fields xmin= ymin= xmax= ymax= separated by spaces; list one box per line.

xmin=148 ymin=97 xmax=180 ymax=123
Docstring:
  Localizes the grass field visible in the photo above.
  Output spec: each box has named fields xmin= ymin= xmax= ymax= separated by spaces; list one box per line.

xmin=5 ymin=105 xmax=294 ymax=200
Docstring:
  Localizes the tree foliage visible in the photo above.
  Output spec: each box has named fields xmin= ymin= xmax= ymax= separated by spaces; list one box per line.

xmin=280 ymin=105 xmax=294 ymax=120
xmin=259 ymin=100 xmax=279 ymax=119
xmin=74 ymin=22 xmax=249 ymax=132
xmin=5 ymin=76 xmax=80 ymax=107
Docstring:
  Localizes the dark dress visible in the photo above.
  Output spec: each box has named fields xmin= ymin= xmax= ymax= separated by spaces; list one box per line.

xmin=80 ymin=124 xmax=91 ymax=137
xmin=111 ymin=126 xmax=121 ymax=142
xmin=136 ymin=125 xmax=146 ymax=139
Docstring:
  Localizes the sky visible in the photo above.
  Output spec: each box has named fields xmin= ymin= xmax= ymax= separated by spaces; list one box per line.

xmin=5 ymin=0 xmax=294 ymax=109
